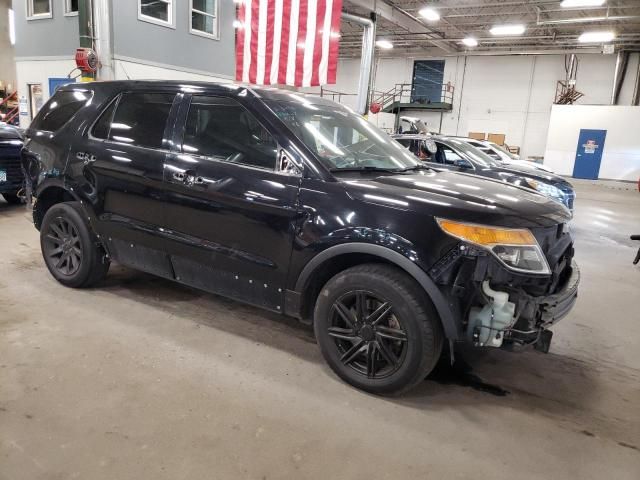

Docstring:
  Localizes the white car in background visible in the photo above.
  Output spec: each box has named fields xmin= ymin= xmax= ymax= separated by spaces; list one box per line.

xmin=461 ymin=138 xmax=555 ymax=173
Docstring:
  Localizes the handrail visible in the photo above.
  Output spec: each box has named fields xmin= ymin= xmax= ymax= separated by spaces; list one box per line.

xmin=0 ymin=91 xmax=17 ymax=108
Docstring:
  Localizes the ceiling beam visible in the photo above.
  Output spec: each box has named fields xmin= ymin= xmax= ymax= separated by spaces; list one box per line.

xmin=345 ymin=0 xmax=458 ymax=53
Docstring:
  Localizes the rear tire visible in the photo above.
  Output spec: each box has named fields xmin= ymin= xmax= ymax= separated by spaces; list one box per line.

xmin=314 ymin=264 xmax=444 ymax=395
xmin=40 ymin=201 xmax=110 ymax=288
xmin=2 ymin=192 xmax=22 ymax=205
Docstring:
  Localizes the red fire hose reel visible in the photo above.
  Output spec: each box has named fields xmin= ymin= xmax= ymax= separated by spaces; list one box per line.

xmin=75 ymin=48 xmax=99 ymax=73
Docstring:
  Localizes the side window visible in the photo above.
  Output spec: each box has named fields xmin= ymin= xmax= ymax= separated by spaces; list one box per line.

xmin=183 ymin=96 xmax=277 ymax=170
xmin=32 ymin=90 xmax=92 ymax=132
xmin=439 ymin=145 xmax=464 ymax=165
xmin=92 ymin=99 xmax=118 ymax=139
xmin=107 ymin=93 xmax=174 ymax=149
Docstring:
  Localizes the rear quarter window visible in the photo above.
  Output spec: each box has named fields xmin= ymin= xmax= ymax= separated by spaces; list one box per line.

xmin=31 ymin=90 xmax=93 ymax=132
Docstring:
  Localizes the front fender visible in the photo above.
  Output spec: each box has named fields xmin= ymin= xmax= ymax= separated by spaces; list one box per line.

xmin=292 ymin=242 xmax=461 ymax=340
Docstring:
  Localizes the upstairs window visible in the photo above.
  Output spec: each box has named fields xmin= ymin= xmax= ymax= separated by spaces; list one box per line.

xmin=64 ymin=0 xmax=79 ymax=16
xmin=411 ymin=60 xmax=445 ymax=104
xmin=138 ymin=0 xmax=175 ymax=28
xmin=27 ymin=0 xmax=52 ymax=20
xmin=191 ymin=0 xmax=219 ymax=39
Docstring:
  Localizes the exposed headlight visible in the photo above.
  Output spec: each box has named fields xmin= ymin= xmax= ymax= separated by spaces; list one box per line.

xmin=523 ymin=178 xmax=565 ymax=202
xmin=436 ymin=218 xmax=551 ymax=275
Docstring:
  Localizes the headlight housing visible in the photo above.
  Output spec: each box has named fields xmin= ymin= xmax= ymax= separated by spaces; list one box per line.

xmin=523 ymin=178 xmax=565 ymax=203
xmin=436 ymin=218 xmax=551 ymax=275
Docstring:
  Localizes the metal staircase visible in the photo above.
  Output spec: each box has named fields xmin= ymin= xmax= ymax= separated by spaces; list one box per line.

xmin=0 ymin=91 xmax=19 ymax=125
xmin=370 ymin=83 xmax=455 ymax=114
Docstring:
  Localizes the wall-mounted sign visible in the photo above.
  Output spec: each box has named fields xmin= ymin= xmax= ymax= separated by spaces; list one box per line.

xmin=19 ymin=96 xmax=28 ymax=116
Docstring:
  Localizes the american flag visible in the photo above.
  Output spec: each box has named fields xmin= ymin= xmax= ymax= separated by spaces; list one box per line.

xmin=235 ymin=0 xmax=343 ymax=87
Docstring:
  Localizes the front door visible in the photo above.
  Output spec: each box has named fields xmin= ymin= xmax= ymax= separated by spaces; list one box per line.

xmin=162 ymin=95 xmax=301 ymax=311
xmin=572 ymin=129 xmax=607 ymax=180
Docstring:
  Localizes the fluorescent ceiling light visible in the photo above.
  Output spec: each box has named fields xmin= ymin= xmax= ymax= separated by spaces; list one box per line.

xmin=560 ymin=0 xmax=606 ymax=7
xmin=419 ymin=8 xmax=440 ymax=21
xmin=490 ymin=24 xmax=526 ymax=36
xmin=376 ymin=40 xmax=393 ymax=49
xmin=8 ymin=9 xmax=15 ymax=46
xmin=462 ymin=37 xmax=478 ymax=47
xmin=578 ymin=31 xmax=615 ymax=43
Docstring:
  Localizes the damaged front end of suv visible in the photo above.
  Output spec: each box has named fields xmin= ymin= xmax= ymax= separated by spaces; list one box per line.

xmin=429 ymin=218 xmax=579 ymax=353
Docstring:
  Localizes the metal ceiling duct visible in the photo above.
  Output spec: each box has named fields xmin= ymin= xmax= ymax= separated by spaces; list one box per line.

xmin=342 ymin=12 xmax=376 ymax=115
xmin=611 ymin=51 xmax=630 ymax=105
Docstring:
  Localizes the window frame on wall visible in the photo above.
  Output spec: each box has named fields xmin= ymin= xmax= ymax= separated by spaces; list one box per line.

xmin=26 ymin=0 xmax=53 ymax=20
xmin=63 ymin=0 xmax=78 ymax=17
xmin=138 ymin=0 xmax=176 ymax=29
xmin=190 ymin=0 xmax=219 ymax=40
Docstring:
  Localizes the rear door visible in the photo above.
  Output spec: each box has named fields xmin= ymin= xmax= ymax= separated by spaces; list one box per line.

xmin=80 ymin=91 xmax=179 ymax=278
xmin=161 ymin=94 xmax=301 ymax=311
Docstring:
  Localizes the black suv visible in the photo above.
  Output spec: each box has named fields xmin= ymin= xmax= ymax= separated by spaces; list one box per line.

xmin=22 ymin=81 xmax=579 ymax=395
xmin=0 ymin=123 xmax=25 ymax=204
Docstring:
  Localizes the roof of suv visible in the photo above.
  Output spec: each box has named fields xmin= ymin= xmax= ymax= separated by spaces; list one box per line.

xmin=58 ymin=80 xmax=338 ymax=107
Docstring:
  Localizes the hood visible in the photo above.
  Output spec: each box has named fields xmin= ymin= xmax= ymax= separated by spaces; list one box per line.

xmin=340 ymin=169 xmax=571 ymax=228
xmin=0 ymin=124 xmax=24 ymax=142
xmin=488 ymin=162 xmax=570 ymax=186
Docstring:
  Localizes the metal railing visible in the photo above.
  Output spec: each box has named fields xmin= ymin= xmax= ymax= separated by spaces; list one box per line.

xmin=0 ymin=91 xmax=19 ymax=125
xmin=370 ymin=83 xmax=455 ymax=111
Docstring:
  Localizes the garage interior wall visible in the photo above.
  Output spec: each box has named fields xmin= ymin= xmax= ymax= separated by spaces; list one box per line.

xmin=544 ymin=105 xmax=640 ymax=181
xmin=322 ymin=53 xmax=640 ymax=162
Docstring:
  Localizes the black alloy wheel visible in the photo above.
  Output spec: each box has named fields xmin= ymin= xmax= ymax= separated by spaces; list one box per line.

xmin=40 ymin=201 xmax=110 ymax=288
xmin=314 ymin=264 xmax=443 ymax=395
xmin=328 ymin=290 xmax=407 ymax=379
xmin=43 ymin=216 xmax=83 ymax=276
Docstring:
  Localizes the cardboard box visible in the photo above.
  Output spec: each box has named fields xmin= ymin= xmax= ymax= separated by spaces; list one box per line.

xmin=487 ymin=133 xmax=506 ymax=145
xmin=468 ymin=132 xmax=486 ymax=140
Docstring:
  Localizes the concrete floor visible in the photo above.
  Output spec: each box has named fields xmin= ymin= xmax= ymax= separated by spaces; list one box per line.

xmin=1 ymin=180 xmax=639 ymax=480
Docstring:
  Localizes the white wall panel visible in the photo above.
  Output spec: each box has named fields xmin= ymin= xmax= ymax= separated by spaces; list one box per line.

xmin=544 ymin=105 xmax=640 ymax=181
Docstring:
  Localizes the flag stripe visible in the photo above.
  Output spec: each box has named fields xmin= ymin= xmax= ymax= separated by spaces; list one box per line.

xmin=249 ymin=0 xmax=260 ymax=84
xmin=294 ymin=0 xmax=307 ymax=87
xmin=237 ymin=0 xmax=342 ymax=87
xmin=310 ymin=0 xmax=326 ymax=86
xmin=327 ymin=0 xmax=341 ymax=84
xmin=236 ymin=1 xmax=246 ymax=82
xmin=285 ymin=0 xmax=299 ymax=85
xmin=256 ymin=0 xmax=268 ymax=84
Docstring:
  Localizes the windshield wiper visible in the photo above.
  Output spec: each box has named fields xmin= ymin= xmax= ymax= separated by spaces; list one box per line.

xmin=398 ymin=164 xmax=431 ymax=172
xmin=329 ymin=166 xmax=403 ymax=173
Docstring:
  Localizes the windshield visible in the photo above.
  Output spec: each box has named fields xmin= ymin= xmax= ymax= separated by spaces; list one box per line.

xmin=266 ymin=98 xmax=420 ymax=171
xmin=445 ymin=138 xmax=502 ymax=167
xmin=489 ymin=142 xmax=519 ymax=160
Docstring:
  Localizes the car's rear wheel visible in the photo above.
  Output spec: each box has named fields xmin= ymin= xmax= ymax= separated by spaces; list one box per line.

xmin=2 ymin=192 xmax=22 ymax=205
xmin=40 ymin=201 xmax=110 ymax=288
xmin=314 ymin=264 xmax=443 ymax=395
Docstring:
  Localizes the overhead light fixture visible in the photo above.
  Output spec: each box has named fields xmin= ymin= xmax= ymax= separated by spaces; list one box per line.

xmin=8 ymin=8 xmax=15 ymax=46
xmin=376 ymin=40 xmax=393 ymax=49
xmin=578 ymin=31 xmax=615 ymax=43
xmin=462 ymin=37 xmax=478 ymax=47
xmin=419 ymin=8 xmax=440 ymax=21
xmin=490 ymin=24 xmax=526 ymax=36
xmin=560 ymin=0 xmax=606 ymax=7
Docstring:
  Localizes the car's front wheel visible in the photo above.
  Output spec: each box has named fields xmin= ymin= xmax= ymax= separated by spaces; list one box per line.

xmin=40 ymin=201 xmax=110 ymax=288
xmin=314 ymin=264 xmax=443 ymax=395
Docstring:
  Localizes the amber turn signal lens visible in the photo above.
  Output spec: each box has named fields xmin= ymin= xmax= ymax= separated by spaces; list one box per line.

xmin=436 ymin=219 xmax=537 ymax=246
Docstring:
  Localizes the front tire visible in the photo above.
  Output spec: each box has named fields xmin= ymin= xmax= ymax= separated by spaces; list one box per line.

xmin=314 ymin=264 xmax=443 ymax=395
xmin=40 ymin=201 xmax=110 ymax=288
